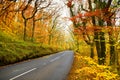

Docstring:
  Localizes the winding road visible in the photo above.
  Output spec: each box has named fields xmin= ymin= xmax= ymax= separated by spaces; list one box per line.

xmin=0 ymin=51 xmax=74 ymax=80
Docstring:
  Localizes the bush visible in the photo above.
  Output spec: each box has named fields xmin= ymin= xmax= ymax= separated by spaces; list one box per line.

xmin=67 ymin=53 xmax=120 ymax=80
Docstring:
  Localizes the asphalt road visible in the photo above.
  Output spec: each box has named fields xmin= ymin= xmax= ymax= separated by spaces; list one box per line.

xmin=0 ymin=51 xmax=74 ymax=80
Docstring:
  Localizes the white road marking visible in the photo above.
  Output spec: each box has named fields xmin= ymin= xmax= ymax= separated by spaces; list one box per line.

xmin=50 ymin=53 xmax=65 ymax=62
xmin=61 ymin=53 xmax=65 ymax=57
xmin=43 ymin=63 xmax=47 ymax=65
xmin=9 ymin=68 xmax=37 ymax=80
xmin=50 ymin=57 xmax=60 ymax=62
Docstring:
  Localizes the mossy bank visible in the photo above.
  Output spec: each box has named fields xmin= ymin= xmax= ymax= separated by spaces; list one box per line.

xmin=0 ymin=31 xmax=63 ymax=66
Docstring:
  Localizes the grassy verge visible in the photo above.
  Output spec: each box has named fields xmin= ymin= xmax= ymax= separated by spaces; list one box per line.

xmin=0 ymin=31 xmax=63 ymax=66
xmin=67 ymin=53 xmax=120 ymax=80
xmin=0 ymin=42 xmax=62 ymax=66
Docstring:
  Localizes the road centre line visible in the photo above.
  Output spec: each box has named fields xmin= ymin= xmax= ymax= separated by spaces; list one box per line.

xmin=9 ymin=53 xmax=66 ymax=80
xmin=43 ymin=63 xmax=47 ymax=65
xmin=9 ymin=68 xmax=37 ymax=80
xmin=50 ymin=56 xmax=60 ymax=62
xmin=50 ymin=53 xmax=65 ymax=62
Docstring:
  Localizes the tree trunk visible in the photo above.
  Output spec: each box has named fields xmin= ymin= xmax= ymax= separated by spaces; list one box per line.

xmin=23 ymin=20 xmax=27 ymax=41
xmin=90 ymin=42 xmax=94 ymax=58
xmin=31 ymin=18 xmax=35 ymax=42
xmin=48 ymin=35 xmax=52 ymax=45
xmin=107 ymin=20 xmax=116 ymax=66
xmin=94 ymin=32 xmax=102 ymax=64
xmin=116 ymin=50 xmax=120 ymax=75
xmin=100 ymin=32 xmax=106 ymax=64
xmin=98 ymin=19 xmax=106 ymax=65
xmin=109 ymin=36 xmax=115 ymax=65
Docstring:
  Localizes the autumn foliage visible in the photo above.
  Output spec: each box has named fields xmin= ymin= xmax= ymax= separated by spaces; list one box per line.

xmin=67 ymin=53 xmax=120 ymax=80
xmin=70 ymin=8 xmax=113 ymax=22
xmin=67 ymin=0 xmax=73 ymax=7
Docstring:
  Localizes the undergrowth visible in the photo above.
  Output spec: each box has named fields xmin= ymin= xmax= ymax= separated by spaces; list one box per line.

xmin=67 ymin=53 xmax=120 ymax=80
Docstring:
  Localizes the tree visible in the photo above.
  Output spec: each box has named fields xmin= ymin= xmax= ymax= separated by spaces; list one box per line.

xmin=18 ymin=0 xmax=52 ymax=41
xmin=0 ymin=0 xmax=21 ymax=36
xmin=66 ymin=0 xmax=119 ymax=65
xmin=31 ymin=3 xmax=61 ymax=42
xmin=47 ymin=15 xmax=60 ymax=45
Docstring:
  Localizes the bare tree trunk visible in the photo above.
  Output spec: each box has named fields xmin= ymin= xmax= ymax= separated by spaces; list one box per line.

xmin=100 ymin=32 xmax=106 ymax=64
xmin=94 ymin=32 xmax=102 ymax=64
xmin=98 ymin=19 xmax=106 ymax=65
xmin=90 ymin=42 xmax=94 ymax=58
xmin=48 ymin=35 xmax=52 ymax=45
xmin=107 ymin=16 xmax=116 ymax=65
xmin=31 ymin=18 xmax=35 ymax=42
xmin=116 ymin=50 xmax=120 ymax=75
xmin=109 ymin=35 xmax=116 ymax=65
xmin=88 ymin=0 xmax=98 ymax=59
xmin=23 ymin=20 xmax=27 ymax=41
xmin=104 ymin=0 xmax=115 ymax=66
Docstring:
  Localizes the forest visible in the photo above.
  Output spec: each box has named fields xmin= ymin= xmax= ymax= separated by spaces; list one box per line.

xmin=0 ymin=0 xmax=120 ymax=80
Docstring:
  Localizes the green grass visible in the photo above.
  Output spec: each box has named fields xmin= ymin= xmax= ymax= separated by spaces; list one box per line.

xmin=0 ymin=31 xmax=62 ymax=66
